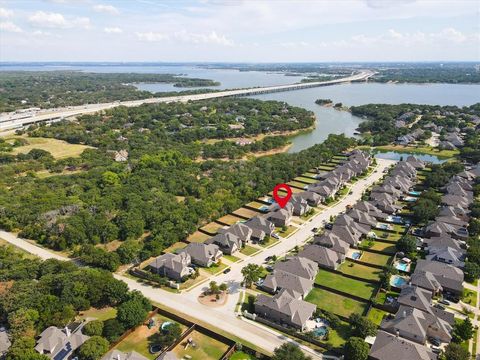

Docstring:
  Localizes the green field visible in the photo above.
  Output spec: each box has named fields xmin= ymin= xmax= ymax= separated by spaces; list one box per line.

xmin=372 ymin=230 xmax=402 ymax=242
xmin=230 ymin=352 xmax=255 ymax=360
xmin=367 ymin=308 xmax=389 ymax=325
xmin=315 ymin=270 xmax=377 ymax=300
xmin=360 ymin=251 xmax=392 ymax=267
xmin=172 ymin=330 xmax=229 ymax=360
xmin=369 ymin=241 xmax=397 ymax=254
xmin=305 ymin=288 xmax=368 ymax=318
xmin=77 ymin=307 xmax=117 ymax=322
xmin=338 ymin=262 xmax=382 ymax=281
xmin=240 ymin=245 xmax=260 ymax=256
xmin=462 ymin=288 xmax=478 ymax=308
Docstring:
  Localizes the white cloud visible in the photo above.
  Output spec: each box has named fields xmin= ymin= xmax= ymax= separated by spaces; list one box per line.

xmin=0 ymin=7 xmax=13 ymax=18
xmin=104 ymin=27 xmax=122 ymax=34
xmin=93 ymin=4 xmax=119 ymax=15
xmin=135 ymin=31 xmax=169 ymax=42
xmin=0 ymin=21 xmax=22 ymax=33
xmin=28 ymin=11 xmax=91 ymax=29
xmin=136 ymin=30 xmax=233 ymax=46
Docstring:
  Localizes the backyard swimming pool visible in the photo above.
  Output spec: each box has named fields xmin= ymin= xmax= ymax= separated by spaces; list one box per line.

xmin=387 ymin=215 xmax=404 ymax=224
xmin=376 ymin=223 xmax=392 ymax=230
xmin=313 ymin=326 xmax=328 ymax=337
xmin=395 ymin=261 xmax=409 ymax=272
xmin=404 ymin=196 xmax=417 ymax=202
xmin=409 ymin=191 xmax=421 ymax=196
xmin=351 ymin=251 xmax=362 ymax=260
xmin=390 ymin=275 xmax=408 ymax=288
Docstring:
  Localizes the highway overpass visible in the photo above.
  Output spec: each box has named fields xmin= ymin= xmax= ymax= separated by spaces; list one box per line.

xmin=0 ymin=70 xmax=374 ymax=131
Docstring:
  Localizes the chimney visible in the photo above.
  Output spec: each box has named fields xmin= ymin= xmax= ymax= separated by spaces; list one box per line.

xmin=65 ymin=326 xmax=71 ymax=337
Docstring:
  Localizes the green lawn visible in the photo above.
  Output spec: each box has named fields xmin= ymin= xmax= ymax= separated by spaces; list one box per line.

xmin=230 ymin=352 xmax=255 ymax=360
xmin=367 ymin=308 xmax=389 ymax=326
xmin=77 ymin=307 xmax=117 ymax=322
xmin=305 ymin=288 xmax=368 ymax=318
xmin=360 ymin=251 xmax=392 ymax=267
xmin=240 ymin=245 xmax=260 ymax=256
xmin=338 ymin=262 xmax=382 ymax=282
xmin=319 ymin=321 xmax=350 ymax=348
xmin=372 ymin=230 xmax=402 ymax=242
xmin=172 ymin=330 xmax=229 ymax=360
xmin=369 ymin=241 xmax=397 ymax=254
xmin=258 ymin=236 xmax=280 ymax=248
xmin=462 ymin=289 xmax=478 ymax=308
xmin=223 ymin=254 xmax=240 ymax=263
xmin=203 ymin=262 xmax=228 ymax=275
xmin=277 ymin=226 xmax=297 ymax=238
xmin=315 ymin=269 xmax=377 ymax=300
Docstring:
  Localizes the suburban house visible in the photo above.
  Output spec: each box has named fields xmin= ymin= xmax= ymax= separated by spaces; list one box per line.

xmin=406 ymin=156 xmax=426 ymax=169
xmin=369 ymin=330 xmax=437 ymax=360
xmin=347 ymin=208 xmax=377 ymax=227
xmin=262 ymin=270 xmax=314 ymax=298
xmin=380 ymin=305 xmax=452 ymax=344
xmin=254 ymin=289 xmax=316 ymax=331
xmin=423 ymin=235 xmax=464 ymax=253
xmin=180 ymin=243 xmax=222 ymax=268
xmin=353 ymin=201 xmax=388 ymax=220
xmin=267 ymin=208 xmax=292 ymax=227
xmin=273 ymin=257 xmax=319 ymax=280
xmin=245 ymin=216 xmax=275 ymax=241
xmin=441 ymin=194 xmax=470 ymax=209
xmin=370 ymin=192 xmax=401 ymax=214
xmin=298 ymin=244 xmax=342 ymax=270
xmin=147 ymin=252 xmax=192 ymax=282
xmin=297 ymin=191 xmax=323 ymax=206
xmin=290 ymin=195 xmax=311 ymax=215
xmin=102 ymin=350 xmax=149 ymax=360
xmin=35 ymin=324 xmax=89 ymax=360
xmin=425 ymin=245 xmax=466 ymax=268
xmin=206 ymin=232 xmax=242 ymax=255
xmin=313 ymin=232 xmax=349 ymax=256
xmin=411 ymin=260 xmax=464 ymax=296
xmin=438 ymin=205 xmax=469 ymax=221
xmin=424 ymin=220 xmax=468 ymax=240
xmin=218 ymin=222 xmax=252 ymax=244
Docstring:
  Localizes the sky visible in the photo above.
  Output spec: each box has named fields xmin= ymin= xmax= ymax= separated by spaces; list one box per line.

xmin=0 ymin=0 xmax=479 ymax=62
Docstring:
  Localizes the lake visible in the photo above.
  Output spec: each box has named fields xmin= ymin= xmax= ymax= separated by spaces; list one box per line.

xmin=3 ymin=63 xmax=480 ymax=156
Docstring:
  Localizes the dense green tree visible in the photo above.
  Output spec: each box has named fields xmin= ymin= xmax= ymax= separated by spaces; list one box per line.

xmin=150 ymin=322 xmax=182 ymax=349
xmin=102 ymin=318 xmax=125 ymax=343
xmin=241 ymin=264 xmax=264 ymax=288
xmin=116 ymin=299 xmax=149 ymax=329
xmin=452 ymin=318 xmax=474 ymax=343
xmin=83 ymin=320 xmax=104 ymax=337
xmin=77 ymin=336 xmax=110 ymax=360
xmin=464 ymin=262 xmax=480 ymax=283
xmin=343 ymin=337 xmax=369 ymax=360
xmin=116 ymin=240 xmax=142 ymax=264
xmin=272 ymin=343 xmax=311 ymax=360
xmin=443 ymin=342 xmax=470 ymax=360
xmin=396 ymin=235 xmax=417 ymax=256
xmin=349 ymin=314 xmax=377 ymax=338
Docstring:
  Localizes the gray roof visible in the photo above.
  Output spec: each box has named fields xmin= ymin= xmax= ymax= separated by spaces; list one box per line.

xmin=180 ymin=243 xmax=222 ymax=265
xmin=263 ymin=269 xmax=314 ymax=297
xmin=298 ymin=244 xmax=341 ymax=269
xmin=218 ymin=222 xmax=252 ymax=242
xmin=313 ymin=232 xmax=350 ymax=255
xmin=245 ymin=216 xmax=275 ymax=235
xmin=354 ymin=201 xmax=388 ymax=219
xmin=35 ymin=325 xmax=89 ymax=359
xmin=255 ymin=289 xmax=316 ymax=328
xmin=206 ymin=232 xmax=241 ymax=253
xmin=347 ymin=208 xmax=377 ymax=227
xmin=397 ymin=286 xmax=432 ymax=313
xmin=148 ymin=252 xmax=191 ymax=274
xmin=274 ymin=256 xmax=319 ymax=280
xmin=413 ymin=260 xmax=464 ymax=293
xmin=370 ymin=330 xmax=436 ymax=360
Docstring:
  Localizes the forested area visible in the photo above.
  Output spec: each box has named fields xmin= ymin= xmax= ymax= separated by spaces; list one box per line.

xmin=0 ymin=71 xmax=220 ymax=112
xmin=0 ymin=246 xmax=152 ymax=360
xmin=370 ymin=64 xmax=480 ymax=83
xmin=350 ymin=103 xmax=480 ymax=146
xmin=0 ymin=98 xmax=354 ymax=269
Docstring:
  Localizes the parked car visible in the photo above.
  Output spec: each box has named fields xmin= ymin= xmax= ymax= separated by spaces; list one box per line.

xmin=429 ymin=338 xmax=441 ymax=347
xmin=430 ymin=346 xmax=441 ymax=354
xmin=325 ymin=223 xmax=333 ymax=230
xmin=264 ymin=256 xmax=272 ymax=263
xmin=433 ymin=304 xmax=446 ymax=310
xmin=439 ymin=299 xmax=451 ymax=306
xmin=444 ymin=295 xmax=459 ymax=303
xmin=223 ymin=268 xmax=231 ymax=274
xmin=312 ymin=227 xmax=318 ymax=233
xmin=272 ymin=233 xmax=280 ymax=239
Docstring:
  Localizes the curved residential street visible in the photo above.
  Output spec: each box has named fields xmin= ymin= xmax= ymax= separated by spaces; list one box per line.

xmin=0 ymin=157 xmax=396 ymax=359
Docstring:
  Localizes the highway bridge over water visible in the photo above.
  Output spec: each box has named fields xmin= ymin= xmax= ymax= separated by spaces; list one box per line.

xmin=0 ymin=70 xmax=374 ymax=131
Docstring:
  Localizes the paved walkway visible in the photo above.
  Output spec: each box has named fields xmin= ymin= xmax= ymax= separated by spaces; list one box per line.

xmin=0 ymin=158 xmax=395 ymax=359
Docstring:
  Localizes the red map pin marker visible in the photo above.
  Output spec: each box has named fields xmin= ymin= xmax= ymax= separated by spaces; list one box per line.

xmin=273 ymin=183 xmax=292 ymax=208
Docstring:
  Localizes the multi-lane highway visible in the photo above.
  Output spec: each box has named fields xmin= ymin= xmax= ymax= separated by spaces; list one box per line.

xmin=0 ymin=70 xmax=374 ymax=131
